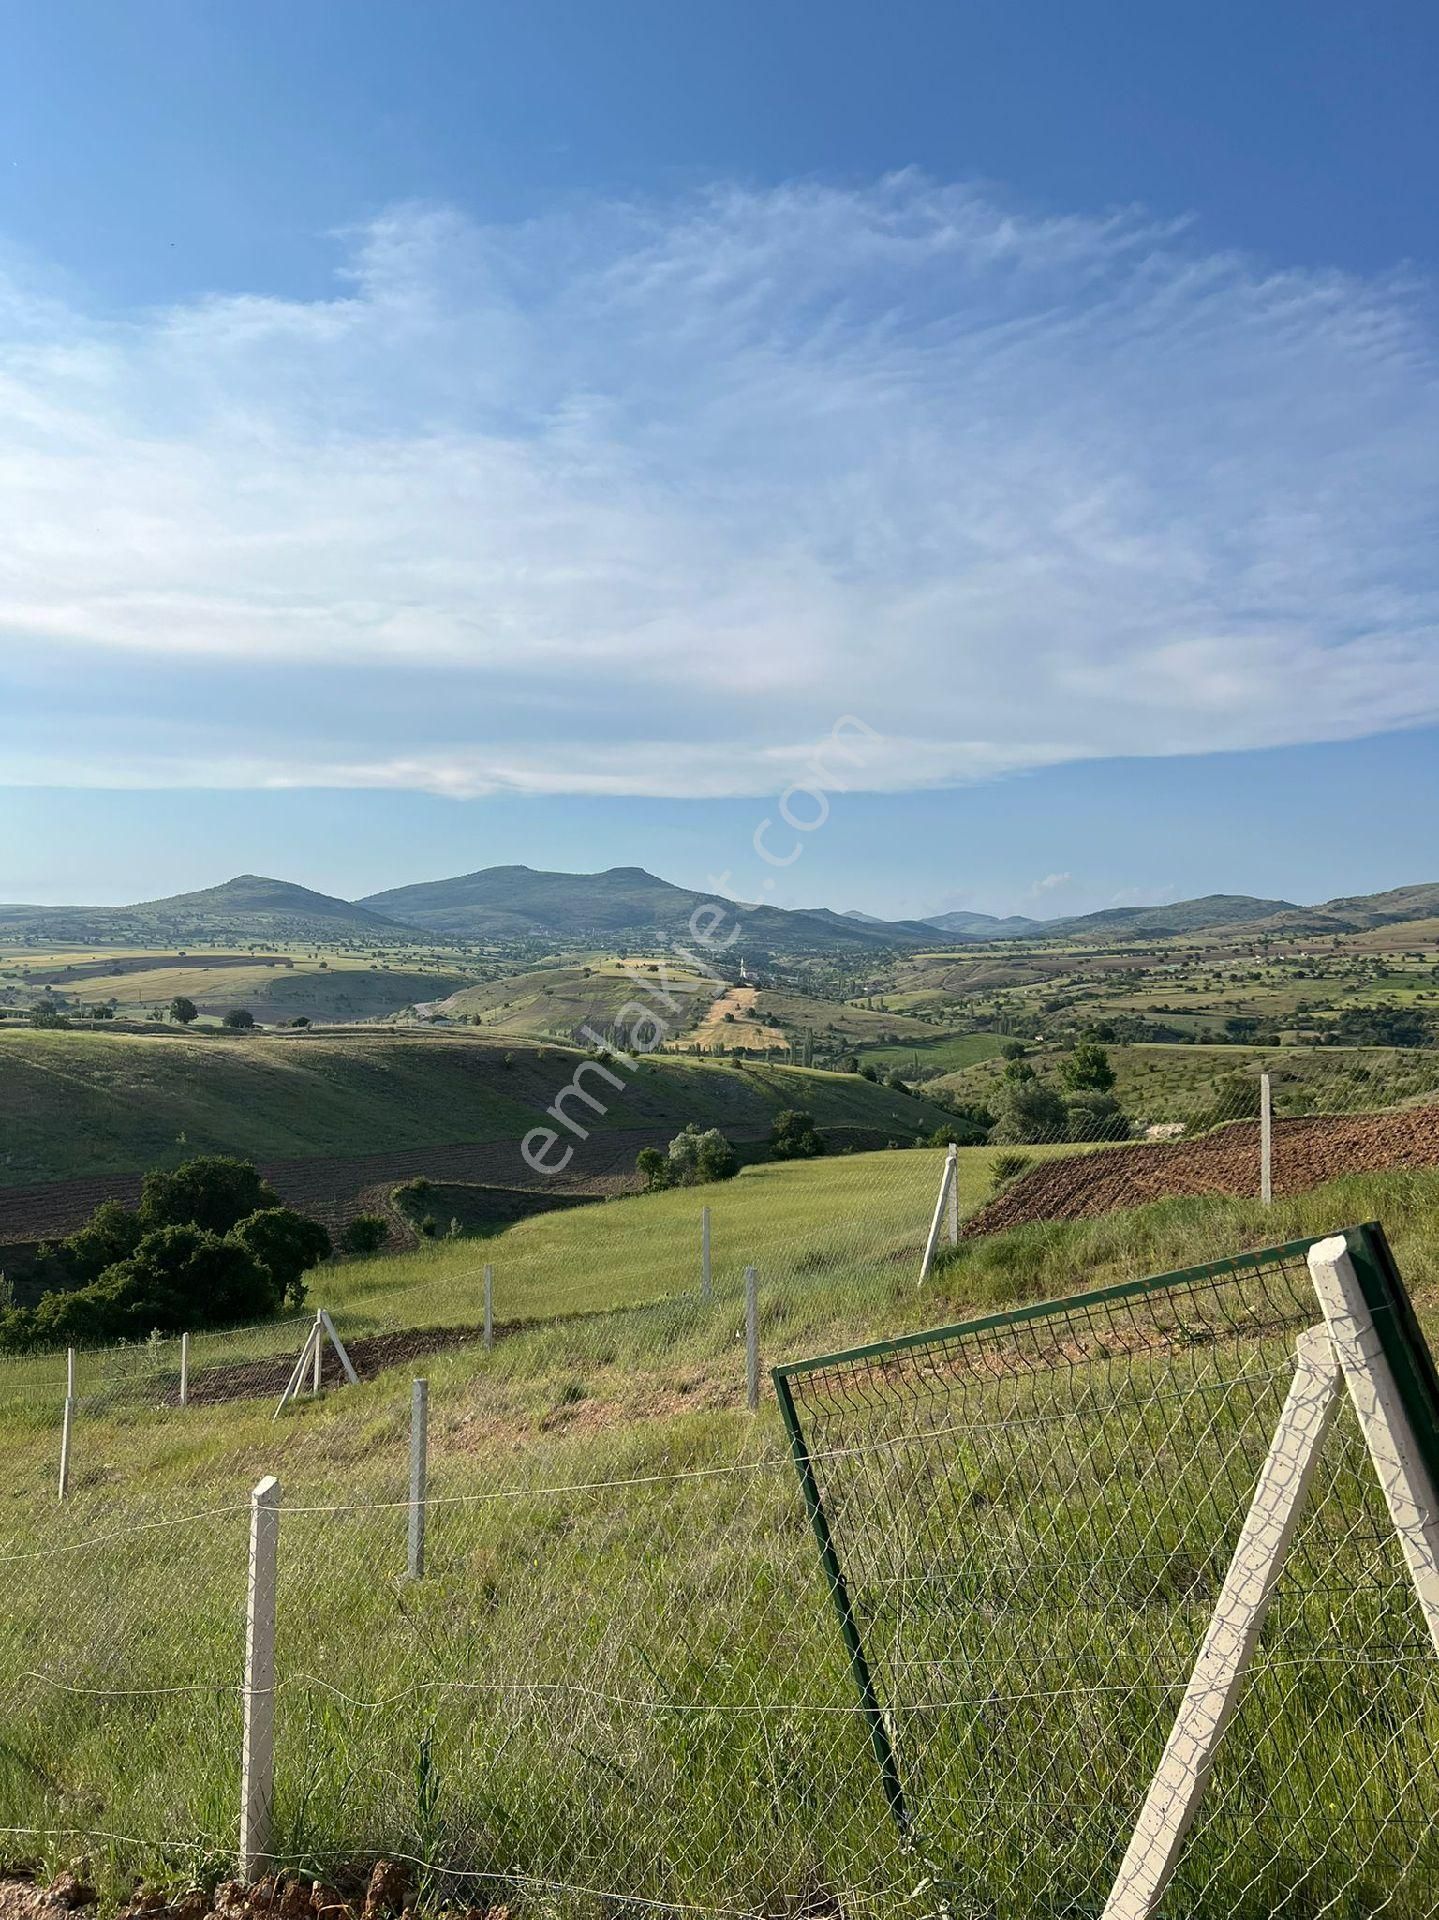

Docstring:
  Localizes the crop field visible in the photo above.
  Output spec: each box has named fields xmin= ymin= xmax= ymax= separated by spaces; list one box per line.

xmin=3 ymin=1154 xmax=1439 ymax=1915
xmin=0 ymin=945 xmax=474 ymax=1025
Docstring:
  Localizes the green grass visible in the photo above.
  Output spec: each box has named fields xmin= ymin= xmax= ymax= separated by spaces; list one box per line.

xmin=0 ymin=1029 xmax=958 ymax=1187
xmin=4 ymin=1156 xmax=1439 ymax=1914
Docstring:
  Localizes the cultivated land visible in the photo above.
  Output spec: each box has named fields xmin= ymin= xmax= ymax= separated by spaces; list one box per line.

xmin=2 ymin=1154 xmax=1437 ymax=1914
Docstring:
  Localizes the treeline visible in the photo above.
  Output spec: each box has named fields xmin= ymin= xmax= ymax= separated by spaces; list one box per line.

xmin=0 ymin=1157 xmax=331 ymax=1353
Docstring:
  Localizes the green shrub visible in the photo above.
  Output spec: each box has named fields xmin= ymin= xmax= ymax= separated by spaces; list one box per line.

xmin=770 ymin=1110 xmax=825 ymax=1160
xmin=140 ymin=1156 xmax=280 ymax=1235
xmin=229 ymin=1207 xmax=331 ymax=1307
xmin=339 ymin=1214 xmax=389 ymax=1255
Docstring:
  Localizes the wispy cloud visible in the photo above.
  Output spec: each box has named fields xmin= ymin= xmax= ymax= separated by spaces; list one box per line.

xmin=2 ymin=176 xmax=1437 ymax=797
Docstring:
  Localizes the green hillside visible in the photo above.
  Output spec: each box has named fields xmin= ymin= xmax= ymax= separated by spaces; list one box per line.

xmin=0 ymin=1027 xmax=955 ymax=1187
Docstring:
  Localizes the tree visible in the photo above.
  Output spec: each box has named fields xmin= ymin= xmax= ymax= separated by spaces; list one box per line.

xmin=339 ymin=1215 xmax=389 ymax=1255
xmin=222 ymin=1008 xmax=255 ymax=1031
xmin=638 ymin=1126 xmax=739 ymax=1191
xmin=229 ymin=1207 xmax=331 ymax=1307
xmin=1060 ymin=1042 xmax=1116 ymax=1093
xmin=989 ymin=1076 xmax=1067 ymax=1145
xmin=170 ymin=996 xmax=199 ymax=1026
xmin=1064 ymin=1089 xmax=1129 ymax=1142
xmin=3 ymin=1225 xmax=278 ymax=1354
xmin=139 ymin=1155 xmax=280 ymax=1235
xmin=48 ymin=1200 xmax=144 ymax=1286
xmin=636 ymin=1146 xmax=668 ymax=1191
xmin=29 ymin=1003 xmax=68 ymax=1029
xmin=770 ymin=1109 xmax=825 ymax=1160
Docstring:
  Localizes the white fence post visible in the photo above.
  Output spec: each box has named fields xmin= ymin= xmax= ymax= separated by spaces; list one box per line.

xmin=919 ymin=1147 xmax=958 ymax=1284
xmin=1307 ymin=1236 xmax=1439 ymax=1651
xmin=1260 ymin=1071 xmax=1272 ymax=1206
xmin=179 ymin=1331 xmax=190 ymax=1408
xmin=240 ymin=1474 xmax=281 ymax=1879
xmin=745 ymin=1265 xmax=760 ymax=1412
xmin=58 ymin=1347 xmax=76 ymax=1502
xmin=701 ymin=1206 xmax=713 ymax=1303
xmin=483 ymin=1264 xmax=494 ymax=1352
xmin=946 ymin=1142 xmax=960 ymax=1243
xmin=311 ymin=1325 xmax=322 ymax=1396
xmin=408 ymin=1379 xmax=428 ymax=1580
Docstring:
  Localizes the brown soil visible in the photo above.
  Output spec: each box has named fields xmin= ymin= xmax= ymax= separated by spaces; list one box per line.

xmin=173 ymin=1322 xmax=498 ymax=1406
xmin=0 ymin=1860 xmax=505 ymax=1920
xmin=962 ymin=1105 xmax=1439 ymax=1238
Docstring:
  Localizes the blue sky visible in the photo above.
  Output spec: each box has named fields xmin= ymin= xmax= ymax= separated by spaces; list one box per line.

xmin=2 ymin=1 xmax=1437 ymax=918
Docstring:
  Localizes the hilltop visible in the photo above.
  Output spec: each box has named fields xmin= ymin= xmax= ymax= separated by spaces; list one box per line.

xmin=0 ymin=875 xmax=410 ymax=944
xmin=357 ymin=863 xmax=921 ymax=951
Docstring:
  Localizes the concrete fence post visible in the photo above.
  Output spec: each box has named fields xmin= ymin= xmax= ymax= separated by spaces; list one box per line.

xmin=179 ymin=1331 xmax=190 ymax=1408
xmin=240 ymin=1474 xmax=281 ymax=1879
xmin=701 ymin=1206 xmax=713 ymax=1303
xmin=745 ymin=1266 xmax=760 ymax=1412
xmin=408 ymin=1378 xmax=428 ymax=1579
xmin=945 ymin=1142 xmax=960 ymax=1244
xmin=58 ymin=1347 xmax=76 ymax=1503
xmin=1260 ymin=1071 xmax=1273 ymax=1207
xmin=483 ymin=1264 xmax=494 ymax=1352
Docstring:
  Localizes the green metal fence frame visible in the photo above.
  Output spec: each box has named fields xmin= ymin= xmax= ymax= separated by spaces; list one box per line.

xmin=773 ymin=1219 xmax=1439 ymax=1844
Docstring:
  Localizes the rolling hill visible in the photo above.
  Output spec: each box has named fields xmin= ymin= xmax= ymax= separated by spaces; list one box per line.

xmin=358 ymin=863 xmax=925 ymax=951
xmin=0 ymin=875 xmax=411 ymax=944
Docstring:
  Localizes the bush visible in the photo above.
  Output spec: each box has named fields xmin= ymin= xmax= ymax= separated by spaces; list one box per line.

xmin=989 ymin=1076 xmax=1067 ymax=1144
xmin=990 ymin=1151 xmax=1032 ymax=1192
xmin=392 ymin=1177 xmax=433 ymax=1216
xmin=140 ymin=1156 xmax=280 ymax=1235
xmin=222 ymin=1008 xmax=255 ymax=1031
xmin=0 ymin=1225 xmax=279 ymax=1354
xmin=340 ymin=1215 xmax=389 ymax=1255
xmin=1060 ymin=1042 xmax=1117 ymax=1093
xmin=927 ymin=1117 xmax=988 ymax=1148
xmin=29 ymin=1004 xmax=68 ymax=1029
xmin=1064 ymin=1090 xmax=1130 ymax=1142
xmin=638 ymin=1126 xmax=738 ymax=1190
xmin=770 ymin=1110 xmax=825 ymax=1160
xmin=45 ymin=1199 xmax=144 ymax=1286
xmin=229 ymin=1207 xmax=331 ymax=1307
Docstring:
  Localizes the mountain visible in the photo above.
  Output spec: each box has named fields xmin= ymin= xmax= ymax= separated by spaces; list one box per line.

xmin=0 ymin=876 xmax=407 ymax=944
xmin=1041 ymin=893 xmax=1300 ymax=940
xmin=924 ymin=909 xmax=1046 ymax=938
xmin=359 ymin=865 xmax=924 ymax=951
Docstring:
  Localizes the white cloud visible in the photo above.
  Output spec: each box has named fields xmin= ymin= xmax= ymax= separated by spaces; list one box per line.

xmin=1 ymin=176 xmax=1437 ymax=797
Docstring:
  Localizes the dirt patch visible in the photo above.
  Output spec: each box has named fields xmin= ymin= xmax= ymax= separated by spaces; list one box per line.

xmin=0 ymin=1859 xmax=506 ymax=1920
xmin=961 ymin=1104 xmax=1439 ymax=1238
xmin=175 ymin=1322 xmax=496 ymax=1406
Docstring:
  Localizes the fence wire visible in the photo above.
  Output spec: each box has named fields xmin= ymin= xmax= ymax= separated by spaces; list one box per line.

xmin=779 ymin=1235 xmax=1439 ymax=1919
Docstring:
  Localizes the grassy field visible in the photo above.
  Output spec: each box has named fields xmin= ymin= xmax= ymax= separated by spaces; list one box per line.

xmin=3 ymin=1149 xmax=1439 ymax=1914
xmin=0 ymin=1028 xmax=960 ymax=1189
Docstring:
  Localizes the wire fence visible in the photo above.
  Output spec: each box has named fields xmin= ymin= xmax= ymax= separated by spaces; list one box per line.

xmin=5 ymin=1055 xmax=1439 ymax=1912
xmin=778 ymin=1227 xmax=1439 ymax=1919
